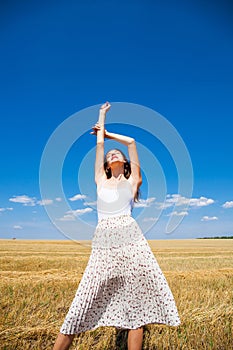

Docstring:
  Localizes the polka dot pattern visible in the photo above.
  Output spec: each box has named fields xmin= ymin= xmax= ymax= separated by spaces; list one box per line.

xmin=60 ymin=215 xmax=180 ymax=334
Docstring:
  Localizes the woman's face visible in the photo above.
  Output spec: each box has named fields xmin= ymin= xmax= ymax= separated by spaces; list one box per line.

xmin=106 ymin=149 xmax=125 ymax=166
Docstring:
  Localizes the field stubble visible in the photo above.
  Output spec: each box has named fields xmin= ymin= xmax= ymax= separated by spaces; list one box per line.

xmin=0 ymin=239 xmax=232 ymax=350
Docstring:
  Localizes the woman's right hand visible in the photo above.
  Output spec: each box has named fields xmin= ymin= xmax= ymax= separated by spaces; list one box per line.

xmin=100 ymin=101 xmax=111 ymax=113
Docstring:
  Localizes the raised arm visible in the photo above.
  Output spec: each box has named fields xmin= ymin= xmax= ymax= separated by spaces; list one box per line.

xmin=93 ymin=102 xmax=111 ymax=185
xmin=105 ymin=130 xmax=142 ymax=188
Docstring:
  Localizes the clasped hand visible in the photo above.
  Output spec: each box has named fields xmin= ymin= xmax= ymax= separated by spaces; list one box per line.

xmin=100 ymin=101 xmax=111 ymax=113
xmin=90 ymin=123 xmax=109 ymax=137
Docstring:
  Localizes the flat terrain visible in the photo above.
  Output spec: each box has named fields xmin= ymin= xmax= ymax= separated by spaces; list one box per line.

xmin=0 ymin=239 xmax=232 ymax=349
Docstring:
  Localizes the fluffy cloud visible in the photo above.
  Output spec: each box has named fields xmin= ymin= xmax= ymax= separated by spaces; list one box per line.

xmin=13 ymin=225 xmax=23 ymax=229
xmin=167 ymin=211 xmax=188 ymax=217
xmin=170 ymin=195 xmax=214 ymax=207
xmin=222 ymin=201 xmax=233 ymax=209
xmin=158 ymin=195 xmax=215 ymax=209
xmin=37 ymin=199 xmax=53 ymax=205
xmin=37 ymin=199 xmax=53 ymax=206
xmin=84 ymin=201 xmax=97 ymax=206
xmin=134 ymin=197 xmax=156 ymax=208
xmin=201 ymin=216 xmax=218 ymax=221
xmin=143 ymin=217 xmax=158 ymax=222
xmin=190 ymin=197 xmax=215 ymax=207
xmin=69 ymin=194 xmax=87 ymax=201
xmin=59 ymin=214 xmax=76 ymax=222
xmin=9 ymin=195 xmax=36 ymax=206
xmin=0 ymin=207 xmax=13 ymax=212
xmin=68 ymin=208 xmax=93 ymax=215
xmin=9 ymin=195 xmax=61 ymax=207
xmin=59 ymin=207 xmax=93 ymax=221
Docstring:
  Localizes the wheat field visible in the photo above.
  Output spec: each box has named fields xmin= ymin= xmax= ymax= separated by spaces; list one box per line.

xmin=0 ymin=238 xmax=232 ymax=350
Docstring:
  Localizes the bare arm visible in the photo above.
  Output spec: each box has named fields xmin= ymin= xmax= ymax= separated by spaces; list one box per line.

xmin=93 ymin=102 xmax=111 ymax=185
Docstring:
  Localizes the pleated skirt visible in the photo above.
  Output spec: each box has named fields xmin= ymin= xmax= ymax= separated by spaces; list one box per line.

xmin=60 ymin=215 xmax=180 ymax=334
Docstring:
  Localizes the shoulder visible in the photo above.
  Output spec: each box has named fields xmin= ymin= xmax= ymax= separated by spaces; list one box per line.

xmin=128 ymin=174 xmax=142 ymax=188
xmin=95 ymin=174 xmax=107 ymax=188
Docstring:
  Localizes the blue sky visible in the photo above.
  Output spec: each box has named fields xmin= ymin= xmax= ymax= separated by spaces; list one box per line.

xmin=0 ymin=0 xmax=233 ymax=240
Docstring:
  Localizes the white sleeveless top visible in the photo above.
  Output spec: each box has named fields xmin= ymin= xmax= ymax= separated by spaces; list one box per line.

xmin=97 ymin=179 xmax=134 ymax=222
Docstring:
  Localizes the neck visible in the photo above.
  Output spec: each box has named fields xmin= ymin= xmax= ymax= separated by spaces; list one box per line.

xmin=111 ymin=165 xmax=124 ymax=179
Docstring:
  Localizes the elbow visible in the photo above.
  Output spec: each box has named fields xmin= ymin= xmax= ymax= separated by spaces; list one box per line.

xmin=128 ymin=138 xmax=135 ymax=145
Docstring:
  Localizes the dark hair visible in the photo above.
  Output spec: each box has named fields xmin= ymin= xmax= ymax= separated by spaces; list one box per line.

xmin=104 ymin=148 xmax=140 ymax=202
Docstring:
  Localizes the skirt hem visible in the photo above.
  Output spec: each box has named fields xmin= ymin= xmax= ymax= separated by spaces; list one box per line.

xmin=60 ymin=319 xmax=181 ymax=335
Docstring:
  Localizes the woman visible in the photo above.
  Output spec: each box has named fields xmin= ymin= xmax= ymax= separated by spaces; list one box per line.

xmin=53 ymin=102 xmax=180 ymax=350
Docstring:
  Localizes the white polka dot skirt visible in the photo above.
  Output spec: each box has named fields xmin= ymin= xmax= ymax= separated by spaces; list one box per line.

xmin=60 ymin=215 xmax=181 ymax=334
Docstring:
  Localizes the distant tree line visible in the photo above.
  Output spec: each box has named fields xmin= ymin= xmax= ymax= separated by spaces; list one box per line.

xmin=197 ymin=236 xmax=233 ymax=239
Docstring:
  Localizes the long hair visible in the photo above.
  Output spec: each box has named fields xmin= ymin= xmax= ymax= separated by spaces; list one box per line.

xmin=104 ymin=148 xmax=140 ymax=202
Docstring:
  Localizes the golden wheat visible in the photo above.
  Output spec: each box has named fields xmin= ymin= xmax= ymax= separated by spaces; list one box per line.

xmin=0 ymin=239 xmax=232 ymax=349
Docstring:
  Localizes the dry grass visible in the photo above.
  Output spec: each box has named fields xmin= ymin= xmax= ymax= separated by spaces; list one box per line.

xmin=0 ymin=238 xmax=232 ymax=350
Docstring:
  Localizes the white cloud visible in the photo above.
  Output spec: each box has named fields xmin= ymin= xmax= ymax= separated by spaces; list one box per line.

xmin=143 ymin=217 xmax=158 ymax=222
xmin=59 ymin=214 xmax=76 ymax=221
xmin=201 ymin=216 xmax=218 ymax=221
xmin=84 ymin=201 xmax=97 ymax=206
xmin=158 ymin=195 xmax=215 ymax=209
xmin=59 ymin=207 xmax=93 ymax=221
xmin=69 ymin=194 xmax=87 ymax=201
xmin=37 ymin=199 xmax=53 ymax=206
xmin=167 ymin=211 xmax=188 ymax=217
xmin=55 ymin=197 xmax=62 ymax=202
xmin=222 ymin=201 xmax=233 ymax=209
xmin=190 ymin=196 xmax=214 ymax=207
xmin=0 ymin=207 xmax=13 ymax=212
xmin=68 ymin=208 xmax=93 ymax=215
xmin=13 ymin=225 xmax=23 ymax=229
xmin=9 ymin=195 xmax=36 ymax=206
xmin=134 ymin=197 xmax=156 ymax=208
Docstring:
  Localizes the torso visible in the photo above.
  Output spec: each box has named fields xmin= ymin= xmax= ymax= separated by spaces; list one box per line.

xmin=97 ymin=174 xmax=138 ymax=196
xmin=97 ymin=175 xmax=135 ymax=222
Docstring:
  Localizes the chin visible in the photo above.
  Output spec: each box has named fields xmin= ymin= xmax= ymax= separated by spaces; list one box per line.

xmin=112 ymin=159 xmax=123 ymax=163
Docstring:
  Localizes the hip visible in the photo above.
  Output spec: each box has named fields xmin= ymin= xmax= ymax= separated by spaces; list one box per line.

xmin=92 ymin=215 xmax=144 ymax=249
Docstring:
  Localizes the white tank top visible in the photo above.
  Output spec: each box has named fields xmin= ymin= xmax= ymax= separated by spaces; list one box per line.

xmin=97 ymin=179 xmax=134 ymax=221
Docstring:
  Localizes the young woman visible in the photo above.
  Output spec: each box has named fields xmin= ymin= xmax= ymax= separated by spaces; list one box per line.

xmin=53 ymin=102 xmax=180 ymax=350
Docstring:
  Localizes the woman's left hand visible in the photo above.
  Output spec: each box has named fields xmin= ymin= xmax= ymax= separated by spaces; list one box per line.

xmin=90 ymin=123 xmax=109 ymax=137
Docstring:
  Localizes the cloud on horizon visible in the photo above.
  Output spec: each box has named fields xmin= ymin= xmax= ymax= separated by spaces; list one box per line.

xmin=167 ymin=210 xmax=189 ymax=217
xmin=59 ymin=207 xmax=93 ymax=221
xmin=134 ymin=197 xmax=156 ymax=208
xmin=142 ymin=217 xmax=158 ymax=222
xmin=201 ymin=216 xmax=218 ymax=221
xmin=37 ymin=199 xmax=53 ymax=206
xmin=157 ymin=194 xmax=215 ymax=210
